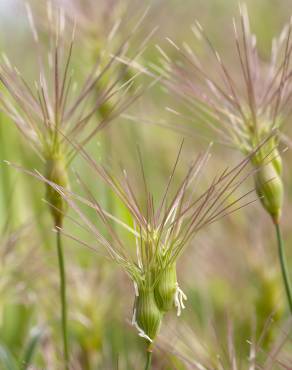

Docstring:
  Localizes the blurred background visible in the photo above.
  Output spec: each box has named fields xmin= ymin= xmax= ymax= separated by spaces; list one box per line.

xmin=0 ymin=0 xmax=291 ymax=369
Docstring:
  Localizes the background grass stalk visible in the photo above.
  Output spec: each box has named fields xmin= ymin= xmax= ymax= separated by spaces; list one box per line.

xmin=56 ymin=227 xmax=69 ymax=368
xmin=274 ymin=222 xmax=292 ymax=314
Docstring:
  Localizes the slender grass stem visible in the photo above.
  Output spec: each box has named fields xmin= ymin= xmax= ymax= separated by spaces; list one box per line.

xmin=274 ymin=222 xmax=292 ymax=314
xmin=56 ymin=228 xmax=69 ymax=369
xmin=144 ymin=350 xmax=152 ymax=370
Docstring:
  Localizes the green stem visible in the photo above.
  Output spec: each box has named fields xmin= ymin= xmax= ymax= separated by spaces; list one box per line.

xmin=275 ymin=222 xmax=292 ymax=314
xmin=144 ymin=350 xmax=152 ymax=370
xmin=56 ymin=229 xmax=69 ymax=369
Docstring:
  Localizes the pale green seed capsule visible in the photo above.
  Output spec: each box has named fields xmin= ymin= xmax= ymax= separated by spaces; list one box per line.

xmin=135 ymin=287 xmax=162 ymax=341
xmin=45 ymin=154 xmax=69 ymax=227
xmin=154 ymin=264 xmax=177 ymax=312
xmin=254 ymin=162 xmax=283 ymax=222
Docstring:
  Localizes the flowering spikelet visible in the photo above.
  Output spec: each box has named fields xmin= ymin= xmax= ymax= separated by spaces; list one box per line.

xmin=37 ymin=140 xmax=260 ymax=343
xmin=154 ymin=263 xmax=177 ymax=312
xmin=0 ymin=2 xmax=150 ymax=226
xmin=134 ymin=286 xmax=163 ymax=342
xmin=163 ymin=4 xmax=292 ymax=223
xmin=45 ymin=151 xmax=69 ymax=227
xmin=252 ymin=157 xmax=283 ymax=222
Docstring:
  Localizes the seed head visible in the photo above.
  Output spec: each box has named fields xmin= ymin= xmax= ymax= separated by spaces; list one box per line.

xmin=0 ymin=2 xmax=148 ymax=224
xmin=37 ymin=141 xmax=259 ymax=343
xmin=163 ymin=5 xmax=292 ymax=221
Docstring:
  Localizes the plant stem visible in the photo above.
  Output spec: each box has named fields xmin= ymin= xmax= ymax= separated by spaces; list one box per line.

xmin=144 ymin=350 xmax=152 ymax=370
xmin=56 ymin=228 xmax=69 ymax=369
xmin=274 ymin=222 xmax=292 ymax=314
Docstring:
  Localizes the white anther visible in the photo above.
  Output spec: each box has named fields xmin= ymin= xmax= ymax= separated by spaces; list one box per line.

xmin=174 ymin=282 xmax=187 ymax=317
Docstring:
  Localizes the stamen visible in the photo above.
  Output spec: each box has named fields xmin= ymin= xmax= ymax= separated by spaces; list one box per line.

xmin=174 ymin=283 xmax=187 ymax=317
